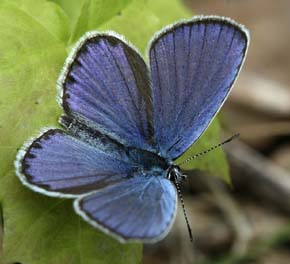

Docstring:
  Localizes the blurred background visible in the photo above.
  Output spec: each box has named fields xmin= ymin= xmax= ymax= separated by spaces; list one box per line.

xmin=144 ymin=1 xmax=290 ymax=263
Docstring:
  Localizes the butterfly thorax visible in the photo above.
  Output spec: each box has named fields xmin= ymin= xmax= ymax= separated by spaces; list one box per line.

xmin=127 ymin=147 xmax=169 ymax=175
xmin=128 ymin=148 xmax=186 ymax=183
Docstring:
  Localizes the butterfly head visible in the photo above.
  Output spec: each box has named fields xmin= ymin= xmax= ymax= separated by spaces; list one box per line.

xmin=167 ymin=165 xmax=186 ymax=183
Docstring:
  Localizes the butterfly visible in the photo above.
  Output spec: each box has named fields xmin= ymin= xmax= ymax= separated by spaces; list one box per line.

xmin=15 ymin=15 xmax=249 ymax=243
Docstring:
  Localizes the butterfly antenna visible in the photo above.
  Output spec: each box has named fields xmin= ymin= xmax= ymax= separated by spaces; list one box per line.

xmin=173 ymin=177 xmax=193 ymax=242
xmin=177 ymin=133 xmax=240 ymax=166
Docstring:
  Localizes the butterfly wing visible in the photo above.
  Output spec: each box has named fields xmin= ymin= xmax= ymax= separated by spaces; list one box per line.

xmin=15 ymin=129 xmax=137 ymax=197
xmin=74 ymin=175 xmax=177 ymax=243
xmin=149 ymin=16 xmax=249 ymax=159
xmin=58 ymin=32 xmax=154 ymax=151
xmin=15 ymin=128 xmax=176 ymax=242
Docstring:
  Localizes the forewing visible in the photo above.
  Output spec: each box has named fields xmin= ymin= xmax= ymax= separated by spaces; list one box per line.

xmin=15 ymin=129 xmax=136 ymax=197
xmin=58 ymin=32 xmax=154 ymax=151
xmin=149 ymin=16 xmax=249 ymax=159
xmin=74 ymin=175 xmax=177 ymax=243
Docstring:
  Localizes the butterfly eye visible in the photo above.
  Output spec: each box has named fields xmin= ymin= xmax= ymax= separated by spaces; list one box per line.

xmin=167 ymin=165 xmax=185 ymax=183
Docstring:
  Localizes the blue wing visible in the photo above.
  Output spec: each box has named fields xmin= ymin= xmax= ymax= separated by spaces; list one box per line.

xmin=16 ymin=128 xmax=176 ymax=241
xmin=149 ymin=16 xmax=249 ymax=159
xmin=15 ymin=129 xmax=137 ymax=197
xmin=58 ymin=32 xmax=154 ymax=151
xmin=74 ymin=175 xmax=177 ymax=243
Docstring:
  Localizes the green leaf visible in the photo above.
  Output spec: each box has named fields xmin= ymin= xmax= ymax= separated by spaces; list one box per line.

xmin=0 ymin=0 xmax=230 ymax=263
xmin=0 ymin=0 xmax=70 ymax=42
xmin=68 ymin=0 xmax=133 ymax=44
xmin=98 ymin=0 xmax=191 ymax=53
xmin=51 ymin=0 xmax=133 ymax=43
xmin=175 ymin=118 xmax=230 ymax=183
xmin=50 ymin=0 xmax=82 ymax=26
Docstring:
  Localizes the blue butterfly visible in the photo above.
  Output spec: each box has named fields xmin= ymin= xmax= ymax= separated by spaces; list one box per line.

xmin=15 ymin=16 xmax=249 ymax=243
